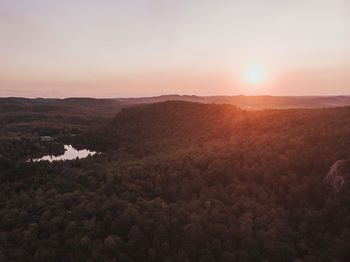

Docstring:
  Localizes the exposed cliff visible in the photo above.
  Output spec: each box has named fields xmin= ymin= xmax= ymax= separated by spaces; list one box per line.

xmin=325 ymin=160 xmax=345 ymax=194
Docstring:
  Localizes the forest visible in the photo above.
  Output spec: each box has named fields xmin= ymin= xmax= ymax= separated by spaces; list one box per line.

xmin=0 ymin=99 xmax=350 ymax=262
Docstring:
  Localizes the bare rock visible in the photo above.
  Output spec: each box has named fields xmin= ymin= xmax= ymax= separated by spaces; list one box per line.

xmin=324 ymin=160 xmax=345 ymax=194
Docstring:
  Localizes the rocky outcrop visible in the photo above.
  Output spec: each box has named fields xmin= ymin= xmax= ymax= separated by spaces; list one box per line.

xmin=324 ymin=160 xmax=345 ymax=194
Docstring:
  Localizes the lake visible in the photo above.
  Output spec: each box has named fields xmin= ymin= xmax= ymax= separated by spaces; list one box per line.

xmin=30 ymin=145 xmax=97 ymax=162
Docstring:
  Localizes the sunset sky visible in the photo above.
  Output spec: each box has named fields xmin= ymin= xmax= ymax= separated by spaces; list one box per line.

xmin=1 ymin=0 xmax=349 ymax=98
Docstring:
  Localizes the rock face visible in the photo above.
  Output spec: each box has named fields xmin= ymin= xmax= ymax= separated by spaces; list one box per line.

xmin=325 ymin=160 xmax=345 ymax=194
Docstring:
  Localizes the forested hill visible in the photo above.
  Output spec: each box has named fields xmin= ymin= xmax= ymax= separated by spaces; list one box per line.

xmin=113 ymin=95 xmax=350 ymax=109
xmin=102 ymin=101 xmax=243 ymax=150
xmin=101 ymin=101 xmax=350 ymax=158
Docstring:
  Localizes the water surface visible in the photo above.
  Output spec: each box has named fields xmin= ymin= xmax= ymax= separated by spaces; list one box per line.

xmin=31 ymin=145 xmax=97 ymax=162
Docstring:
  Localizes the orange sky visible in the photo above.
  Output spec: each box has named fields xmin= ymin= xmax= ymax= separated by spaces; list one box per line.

xmin=1 ymin=0 xmax=350 ymax=97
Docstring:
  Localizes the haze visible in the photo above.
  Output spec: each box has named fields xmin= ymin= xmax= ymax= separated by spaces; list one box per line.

xmin=1 ymin=0 xmax=349 ymax=98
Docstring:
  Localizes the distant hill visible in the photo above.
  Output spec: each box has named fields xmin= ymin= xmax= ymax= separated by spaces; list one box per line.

xmin=1 ymin=95 xmax=350 ymax=136
xmin=2 ymin=95 xmax=350 ymax=111
xmin=114 ymin=95 xmax=350 ymax=109
xmin=0 ymin=97 xmax=121 ymax=111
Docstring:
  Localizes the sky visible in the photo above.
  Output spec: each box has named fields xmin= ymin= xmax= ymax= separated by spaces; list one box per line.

xmin=0 ymin=0 xmax=349 ymax=98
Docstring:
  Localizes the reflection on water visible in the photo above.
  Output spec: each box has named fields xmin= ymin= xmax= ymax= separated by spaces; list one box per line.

xmin=31 ymin=145 xmax=97 ymax=162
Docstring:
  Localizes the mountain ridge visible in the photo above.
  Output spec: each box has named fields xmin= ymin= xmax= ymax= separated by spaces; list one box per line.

xmin=2 ymin=95 xmax=350 ymax=110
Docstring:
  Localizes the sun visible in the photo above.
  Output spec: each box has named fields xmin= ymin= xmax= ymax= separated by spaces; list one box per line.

xmin=244 ymin=66 xmax=266 ymax=85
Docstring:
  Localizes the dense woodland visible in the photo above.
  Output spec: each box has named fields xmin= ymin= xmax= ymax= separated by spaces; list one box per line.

xmin=1 ymin=99 xmax=350 ymax=262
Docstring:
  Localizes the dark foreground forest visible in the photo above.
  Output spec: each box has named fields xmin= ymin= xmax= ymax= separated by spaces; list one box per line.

xmin=1 ymin=99 xmax=350 ymax=262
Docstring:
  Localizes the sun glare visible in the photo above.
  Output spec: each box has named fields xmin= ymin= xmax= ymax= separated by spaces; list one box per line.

xmin=244 ymin=66 xmax=266 ymax=85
